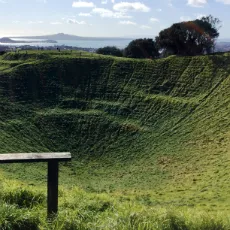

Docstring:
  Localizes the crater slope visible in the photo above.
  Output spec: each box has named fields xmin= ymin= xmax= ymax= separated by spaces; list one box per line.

xmin=1 ymin=51 xmax=230 ymax=210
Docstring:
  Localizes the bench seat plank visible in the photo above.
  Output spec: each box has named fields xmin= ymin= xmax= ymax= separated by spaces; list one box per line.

xmin=0 ymin=152 xmax=71 ymax=163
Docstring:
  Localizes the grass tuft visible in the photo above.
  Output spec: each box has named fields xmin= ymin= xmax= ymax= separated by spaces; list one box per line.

xmin=0 ymin=203 xmax=40 ymax=230
xmin=1 ymin=188 xmax=45 ymax=208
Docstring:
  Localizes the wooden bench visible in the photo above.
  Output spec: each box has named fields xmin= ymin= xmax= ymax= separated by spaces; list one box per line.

xmin=0 ymin=152 xmax=71 ymax=218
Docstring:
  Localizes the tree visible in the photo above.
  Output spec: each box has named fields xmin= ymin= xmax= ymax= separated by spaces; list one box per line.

xmin=124 ymin=38 xmax=159 ymax=59
xmin=96 ymin=46 xmax=123 ymax=57
xmin=156 ymin=15 xmax=221 ymax=56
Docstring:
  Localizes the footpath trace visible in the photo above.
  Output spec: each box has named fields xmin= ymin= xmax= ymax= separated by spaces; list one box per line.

xmin=0 ymin=152 xmax=71 ymax=218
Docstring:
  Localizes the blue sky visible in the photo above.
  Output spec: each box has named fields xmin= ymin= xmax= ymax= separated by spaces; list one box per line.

xmin=0 ymin=0 xmax=230 ymax=38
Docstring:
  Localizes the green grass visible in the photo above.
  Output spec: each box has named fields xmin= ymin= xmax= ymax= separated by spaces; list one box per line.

xmin=1 ymin=51 xmax=230 ymax=228
xmin=0 ymin=174 xmax=229 ymax=230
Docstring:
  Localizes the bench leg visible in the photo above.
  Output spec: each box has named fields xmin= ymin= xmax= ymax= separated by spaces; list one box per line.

xmin=48 ymin=160 xmax=59 ymax=218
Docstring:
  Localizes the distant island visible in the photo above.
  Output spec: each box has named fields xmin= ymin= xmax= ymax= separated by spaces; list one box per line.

xmin=10 ymin=33 xmax=133 ymax=41
xmin=0 ymin=37 xmax=57 ymax=44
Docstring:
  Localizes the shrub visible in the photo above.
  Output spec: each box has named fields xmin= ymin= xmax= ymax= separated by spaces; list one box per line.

xmin=96 ymin=46 xmax=123 ymax=57
xmin=124 ymin=38 xmax=159 ymax=59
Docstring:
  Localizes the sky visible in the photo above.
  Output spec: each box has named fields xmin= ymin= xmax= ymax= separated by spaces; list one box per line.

xmin=0 ymin=0 xmax=230 ymax=38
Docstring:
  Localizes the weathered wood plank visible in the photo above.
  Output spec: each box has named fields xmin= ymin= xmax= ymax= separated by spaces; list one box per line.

xmin=0 ymin=152 xmax=71 ymax=163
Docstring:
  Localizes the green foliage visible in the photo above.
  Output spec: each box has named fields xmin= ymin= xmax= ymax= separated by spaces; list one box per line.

xmin=124 ymin=38 xmax=159 ymax=58
xmin=96 ymin=46 xmax=123 ymax=57
xmin=0 ymin=51 xmax=6 ymax=56
xmin=156 ymin=15 xmax=221 ymax=56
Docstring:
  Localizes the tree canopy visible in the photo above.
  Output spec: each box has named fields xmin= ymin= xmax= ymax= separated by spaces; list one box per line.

xmin=124 ymin=38 xmax=159 ymax=59
xmin=156 ymin=15 xmax=221 ymax=56
xmin=96 ymin=46 xmax=123 ymax=57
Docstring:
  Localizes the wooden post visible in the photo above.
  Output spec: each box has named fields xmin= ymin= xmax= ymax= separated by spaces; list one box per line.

xmin=48 ymin=160 xmax=59 ymax=218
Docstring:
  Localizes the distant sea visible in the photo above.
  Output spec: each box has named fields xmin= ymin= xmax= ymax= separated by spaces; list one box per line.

xmin=0 ymin=38 xmax=133 ymax=49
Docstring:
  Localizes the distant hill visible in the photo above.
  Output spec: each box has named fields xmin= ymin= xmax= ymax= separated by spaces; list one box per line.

xmin=11 ymin=33 xmax=131 ymax=41
xmin=0 ymin=37 xmax=16 ymax=43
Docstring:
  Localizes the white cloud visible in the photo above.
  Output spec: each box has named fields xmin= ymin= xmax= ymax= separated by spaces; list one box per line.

xmin=50 ymin=22 xmax=63 ymax=25
xmin=119 ymin=20 xmax=137 ymax=25
xmin=195 ymin=13 xmax=206 ymax=19
xmin=180 ymin=16 xmax=192 ymax=21
xmin=216 ymin=0 xmax=230 ymax=4
xmin=101 ymin=0 xmax=107 ymax=4
xmin=150 ymin=18 xmax=159 ymax=23
xmin=12 ymin=20 xmax=20 ymax=24
xmin=113 ymin=2 xmax=150 ymax=12
xmin=92 ymin=7 xmax=132 ymax=18
xmin=28 ymin=21 xmax=44 ymax=24
xmin=79 ymin=12 xmax=92 ymax=16
xmin=187 ymin=0 xmax=207 ymax=7
xmin=0 ymin=0 xmax=6 ymax=3
xmin=36 ymin=0 xmax=47 ymax=3
xmin=157 ymin=8 xmax=162 ymax=12
xmin=168 ymin=0 xmax=173 ymax=7
xmin=140 ymin=25 xmax=152 ymax=30
xmin=67 ymin=19 xmax=87 ymax=24
xmin=72 ymin=1 xmax=95 ymax=8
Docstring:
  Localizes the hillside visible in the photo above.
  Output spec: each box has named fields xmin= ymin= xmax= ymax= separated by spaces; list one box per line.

xmin=1 ymin=51 xmax=230 ymax=228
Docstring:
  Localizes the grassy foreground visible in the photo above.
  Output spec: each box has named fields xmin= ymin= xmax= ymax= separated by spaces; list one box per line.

xmin=0 ymin=173 xmax=229 ymax=230
xmin=1 ymin=51 xmax=230 ymax=228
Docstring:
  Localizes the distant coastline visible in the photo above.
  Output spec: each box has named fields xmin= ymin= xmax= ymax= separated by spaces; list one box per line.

xmin=0 ymin=37 xmax=57 ymax=44
xmin=0 ymin=33 xmax=229 ymax=53
xmin=0 ymin=35 xmax=133 ymax=50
